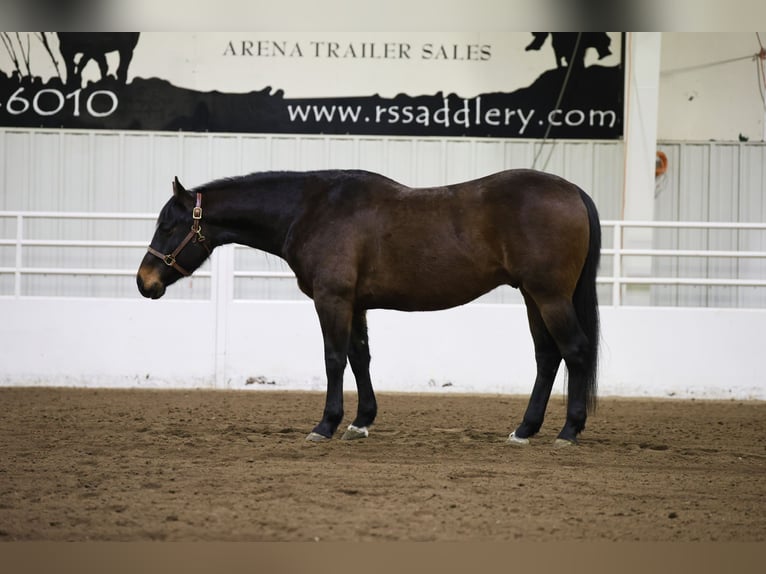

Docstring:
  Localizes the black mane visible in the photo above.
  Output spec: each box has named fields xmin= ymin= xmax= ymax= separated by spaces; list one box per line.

xmin=190 ymin=170 xmax=385 ymax=194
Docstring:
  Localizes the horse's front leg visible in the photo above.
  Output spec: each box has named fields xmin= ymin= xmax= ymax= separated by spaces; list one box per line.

xmin=306 ymin=292 xmax=354 ymax=442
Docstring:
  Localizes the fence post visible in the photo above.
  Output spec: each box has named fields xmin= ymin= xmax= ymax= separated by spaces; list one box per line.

xmin=14 ymin=214 xmax=23 ymax=297
xmin=612 ymin=222 xmax=622 ymax=306
xmin=211 ymin=244 xmax=235 ymax=388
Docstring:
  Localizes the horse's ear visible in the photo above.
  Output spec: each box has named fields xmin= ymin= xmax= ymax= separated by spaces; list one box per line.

xmin=172 ymin=176 xmax=186 ymax=198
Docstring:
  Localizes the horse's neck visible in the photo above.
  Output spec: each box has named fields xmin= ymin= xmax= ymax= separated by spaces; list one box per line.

xmin=206 ymin=177 xmax=306 ymax=258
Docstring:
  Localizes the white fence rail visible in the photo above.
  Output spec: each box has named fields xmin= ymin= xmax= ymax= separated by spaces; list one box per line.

xmin=1 ymin=212 xmax=765 ymax=307
xmin=601 ymin=220 xmax=766 ymax=306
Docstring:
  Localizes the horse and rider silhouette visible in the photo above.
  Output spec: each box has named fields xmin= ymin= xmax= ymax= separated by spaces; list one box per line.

xmin=525 ymin=33 xmax=612 ymax=69
xmin=57 ymin=32 xmax=140 ymax=87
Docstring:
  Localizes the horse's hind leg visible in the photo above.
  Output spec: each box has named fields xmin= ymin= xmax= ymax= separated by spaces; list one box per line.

xmin=341 ymin=309 xmax=377 ymax=440
xmin=545 ymin=299 xmax=591 ymax=445
xmin=508 ymin=291 xmax=562 ymax=445
xmin=523 ymin=293 xmax=592 ymax=446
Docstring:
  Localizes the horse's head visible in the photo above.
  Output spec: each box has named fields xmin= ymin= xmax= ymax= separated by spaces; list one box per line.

xmin=137 ymin=177 xmax=212 ymax=299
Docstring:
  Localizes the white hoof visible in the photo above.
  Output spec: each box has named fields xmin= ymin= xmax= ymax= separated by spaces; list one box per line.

xmin=507 ymin=431 xmax=530 ymax=446
xmin=305 ymin=432 xmax=331 ymax=442
xmin=340 ymin=425 xmax=369 ymax=441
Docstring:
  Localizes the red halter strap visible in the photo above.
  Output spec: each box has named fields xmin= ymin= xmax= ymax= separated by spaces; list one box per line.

xmin=147 ymin=192 xmax=210 ymax=276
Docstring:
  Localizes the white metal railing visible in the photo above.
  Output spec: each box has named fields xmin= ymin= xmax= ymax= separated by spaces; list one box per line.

xmin=601 ymin=220 xmax=766 ymax=306
xmin=1 ymin=212 xmax=765 ymax=307
xmin=0 ymin=212 xmax=214 ymax=297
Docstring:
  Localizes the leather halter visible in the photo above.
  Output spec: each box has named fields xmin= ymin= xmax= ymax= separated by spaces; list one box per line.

xmin=147 ymin=192 xmax=211 ymax=276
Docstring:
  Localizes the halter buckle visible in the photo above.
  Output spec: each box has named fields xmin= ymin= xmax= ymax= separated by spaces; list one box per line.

xmin=192 ymin=206 xmax=202 ymax=220
xmin=163 ymin=254 xmax=176 ymax=266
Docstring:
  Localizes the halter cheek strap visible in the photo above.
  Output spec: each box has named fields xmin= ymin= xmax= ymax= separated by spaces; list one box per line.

xmin=147 ymin=192 xmax=211 ymax=277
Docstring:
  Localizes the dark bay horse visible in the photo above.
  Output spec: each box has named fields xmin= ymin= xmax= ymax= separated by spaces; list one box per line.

xmin=137 ymin=169 xmax=601 ymax=446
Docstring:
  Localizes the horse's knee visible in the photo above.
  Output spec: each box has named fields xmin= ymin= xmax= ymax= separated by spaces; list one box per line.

xmin=324 ymin=351 xmax=347 ymax=376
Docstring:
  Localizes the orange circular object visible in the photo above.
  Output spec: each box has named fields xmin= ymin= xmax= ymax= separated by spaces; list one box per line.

xmin=655 ymin=150 xmax=668 ymax=176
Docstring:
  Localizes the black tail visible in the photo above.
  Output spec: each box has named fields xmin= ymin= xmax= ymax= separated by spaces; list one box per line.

xmin=573 ymin=188 xmax=601 ymax=413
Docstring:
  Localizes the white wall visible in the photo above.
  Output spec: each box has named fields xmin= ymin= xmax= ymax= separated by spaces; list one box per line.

xmin=659 ymin=32 xmax=766 ymax=142
xmin=2 ymin=297 xmax=763 ymax=400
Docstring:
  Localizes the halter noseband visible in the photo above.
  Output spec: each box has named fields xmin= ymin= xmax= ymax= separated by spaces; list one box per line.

xmin=147 ymin=192 xmax=211 ymax=276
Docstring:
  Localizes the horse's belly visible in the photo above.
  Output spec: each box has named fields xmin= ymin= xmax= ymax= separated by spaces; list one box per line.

xmin=356 ymin=262 xmax=508 ymax=311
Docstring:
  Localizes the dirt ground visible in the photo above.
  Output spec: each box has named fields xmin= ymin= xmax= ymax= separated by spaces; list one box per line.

xmin=0 ymin=387 xmax=764 ymax=542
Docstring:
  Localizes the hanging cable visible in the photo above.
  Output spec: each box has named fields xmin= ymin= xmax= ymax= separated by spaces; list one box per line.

xmin=755 ymin=32 xmax=766 ymax=112
xmin=531 ymin=33 xmax=582 ymax=171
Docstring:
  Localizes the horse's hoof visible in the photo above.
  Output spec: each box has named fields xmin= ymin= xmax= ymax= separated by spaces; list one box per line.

xmin=553 ymin=438 xmax=577 ymax=449
xmin=340 ymin=425 xmax=369 ymax=441
xmin=305 ymin=432 xmax=331 ymax=442
xmin=507 ymin=431 xmax=530 ymax=446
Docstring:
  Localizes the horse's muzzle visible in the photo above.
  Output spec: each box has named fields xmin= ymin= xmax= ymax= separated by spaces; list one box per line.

xmin=136 ymin=269 xmax=166 ymax=299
